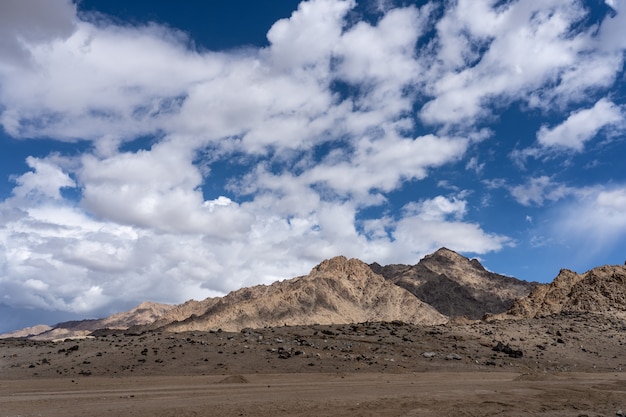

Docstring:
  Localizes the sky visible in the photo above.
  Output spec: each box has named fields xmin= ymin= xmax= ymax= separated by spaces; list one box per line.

xmin=1 ymin=0 xmax=625 ymax=333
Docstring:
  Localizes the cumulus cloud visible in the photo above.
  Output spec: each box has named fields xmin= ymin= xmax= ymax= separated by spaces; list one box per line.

xmin=11 ymin=156 xmax=75 ymax=202
xmin=419 ymin=0 xmax=623 ymax=125
xmin=392 ymin=196 xmax=512 ymax=256
xmin=537 ymin=99 xmax=624 ymax=151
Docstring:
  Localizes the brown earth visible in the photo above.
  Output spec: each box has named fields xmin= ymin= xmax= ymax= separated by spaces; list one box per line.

xmin=2 ymin=313 xmax=626 ymax=416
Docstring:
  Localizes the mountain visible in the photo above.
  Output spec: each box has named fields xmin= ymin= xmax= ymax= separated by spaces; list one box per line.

xmin=0 ymin=248 xmax=549 ymax=340
xmin=0 ymin=302 xmax=174 ymax=341
xmin=371 ymin=248 xmax=537 ymax=319
xmin=151 ymin=256 xmax=448 ymax=333
xmin=502 ymin=264 xmax=626 ymax=320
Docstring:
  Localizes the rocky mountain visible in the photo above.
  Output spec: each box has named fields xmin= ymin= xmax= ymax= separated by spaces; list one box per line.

xmin=9 ymin=248 xmax=624 ymax=341
xmin=371 ymin=247 xmax=537 ymax=319
xmin=150 ymin=256 xmax=448 ymax=333
xmin=0 ymin=302 xmax=174 ymax=341
xmin=501 ymin=264 xmax=626 ymax=320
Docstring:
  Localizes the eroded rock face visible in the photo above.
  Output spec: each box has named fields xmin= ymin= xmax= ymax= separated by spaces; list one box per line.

xmin=504 ymin=265 xmax=626 ymax=320
xmin=159 ymin=256 xmax=448 ymax=333
xmin=373 ymin=248 xmax=537 ymax=319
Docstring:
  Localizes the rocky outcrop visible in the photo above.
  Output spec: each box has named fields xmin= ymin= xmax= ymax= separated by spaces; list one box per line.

xmin=373 ymin=248 xmax=537 ymax=319
xmin=504 ymin=265 xmax=626 ymax=320
xmin=156 ymin=256 xmax=448 ymax=333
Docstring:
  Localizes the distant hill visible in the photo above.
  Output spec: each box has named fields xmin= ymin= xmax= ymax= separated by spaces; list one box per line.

xmin=501 ymin=264 xmax=626 ymax=320
xmin=0 ymin=324 xmax=53 ymax=339
xmin=371 ymin=247 xmax=537 ymax=319
xmin=0 ymin=302 xmax=174 ymax=341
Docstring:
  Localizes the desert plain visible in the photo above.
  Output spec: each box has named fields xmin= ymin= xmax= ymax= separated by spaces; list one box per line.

xmin=2 ymin=314 xmax=625 ymax=417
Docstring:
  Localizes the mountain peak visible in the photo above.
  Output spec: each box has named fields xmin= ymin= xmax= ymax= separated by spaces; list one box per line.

xmin=379 ymin=247 xmax=535 ymax=319
xmin=424 ymin=247 xmax=471 ymax=264
xmin=311 ymin=256 xmax=371 ymax=277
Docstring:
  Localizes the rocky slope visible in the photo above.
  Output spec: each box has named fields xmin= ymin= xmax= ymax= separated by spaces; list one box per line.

xmin=371 ymin=248 xmax=536 ymax=319
xmin=502 ymin=264 xmax=626 ymax=320
xmin=153 ymin=256 xmax=448 ymax=333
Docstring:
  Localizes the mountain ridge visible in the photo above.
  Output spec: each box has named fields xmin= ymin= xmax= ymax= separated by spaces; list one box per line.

xmin=153 ymin=255 xmax=448 ymax=333
xmin=3 ymin=248 xmax=624 ymax=340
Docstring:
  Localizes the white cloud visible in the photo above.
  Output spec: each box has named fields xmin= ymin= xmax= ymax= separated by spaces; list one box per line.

xmin=77 ymin=141 xmax=256 ymax=236
xmin=513 ymin=98 xmax=626 ymax=164
xmin=420 ymin=0 xmax=624 ymax=125
xmin=267 ymin=0 xmax=353 ymax=72
xmin=465 ymin=156 xmax=484 ymax=175
xmin=509 ymin=176 xmax=578 ymax=206
xmin=11 ymin=156 xmax=75 ymax=202
xmin=0 ymin=19 xmax=212 ymax=141
xmin=392 ymin=196 xmax=512 ymax=256
xmin=537 ymin=99 xmax=624 ymax=150
xmin=303 ymin=133 xmax=468 ymax=197
xmin=403 ymin=195 xmax=467 ymax=222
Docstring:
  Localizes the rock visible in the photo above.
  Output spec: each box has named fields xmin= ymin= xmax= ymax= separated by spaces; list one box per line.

xmin=445 ymin=353 xmax=462 ymax=360
xmin=422 ymin=352 xmax=436 ymax=358
xmin=492 ymin=341 xmax=523 ymax=358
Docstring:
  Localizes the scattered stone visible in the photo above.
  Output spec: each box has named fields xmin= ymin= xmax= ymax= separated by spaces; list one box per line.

xmin=493 ymin=341 xmax=523 ymax=358
xmin=422 ymin=352 xmax=437 ymax=358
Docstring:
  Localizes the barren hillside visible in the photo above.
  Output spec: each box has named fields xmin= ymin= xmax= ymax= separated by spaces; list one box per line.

xmin=157 ymin=256 xmax=448 ymax=332
xmin=372 ymin=248 xmax=536 ymax=319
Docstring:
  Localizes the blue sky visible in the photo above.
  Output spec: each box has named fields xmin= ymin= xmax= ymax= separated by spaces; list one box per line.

xmin=1 ymin=0 xmax=625 ymax=333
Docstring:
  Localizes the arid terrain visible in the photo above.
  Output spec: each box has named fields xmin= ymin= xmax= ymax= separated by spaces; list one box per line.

xmin=2 ymin=313 xmax=626 ymax=416
xmin=2 ymin=249 xmax=625 ymax=416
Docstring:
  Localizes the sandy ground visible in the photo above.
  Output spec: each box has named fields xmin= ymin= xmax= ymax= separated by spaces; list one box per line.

xmin=2 ymin=372 xmax=626 ymax=416
xmin=2 ymin=313 xmax=626 ymax=416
